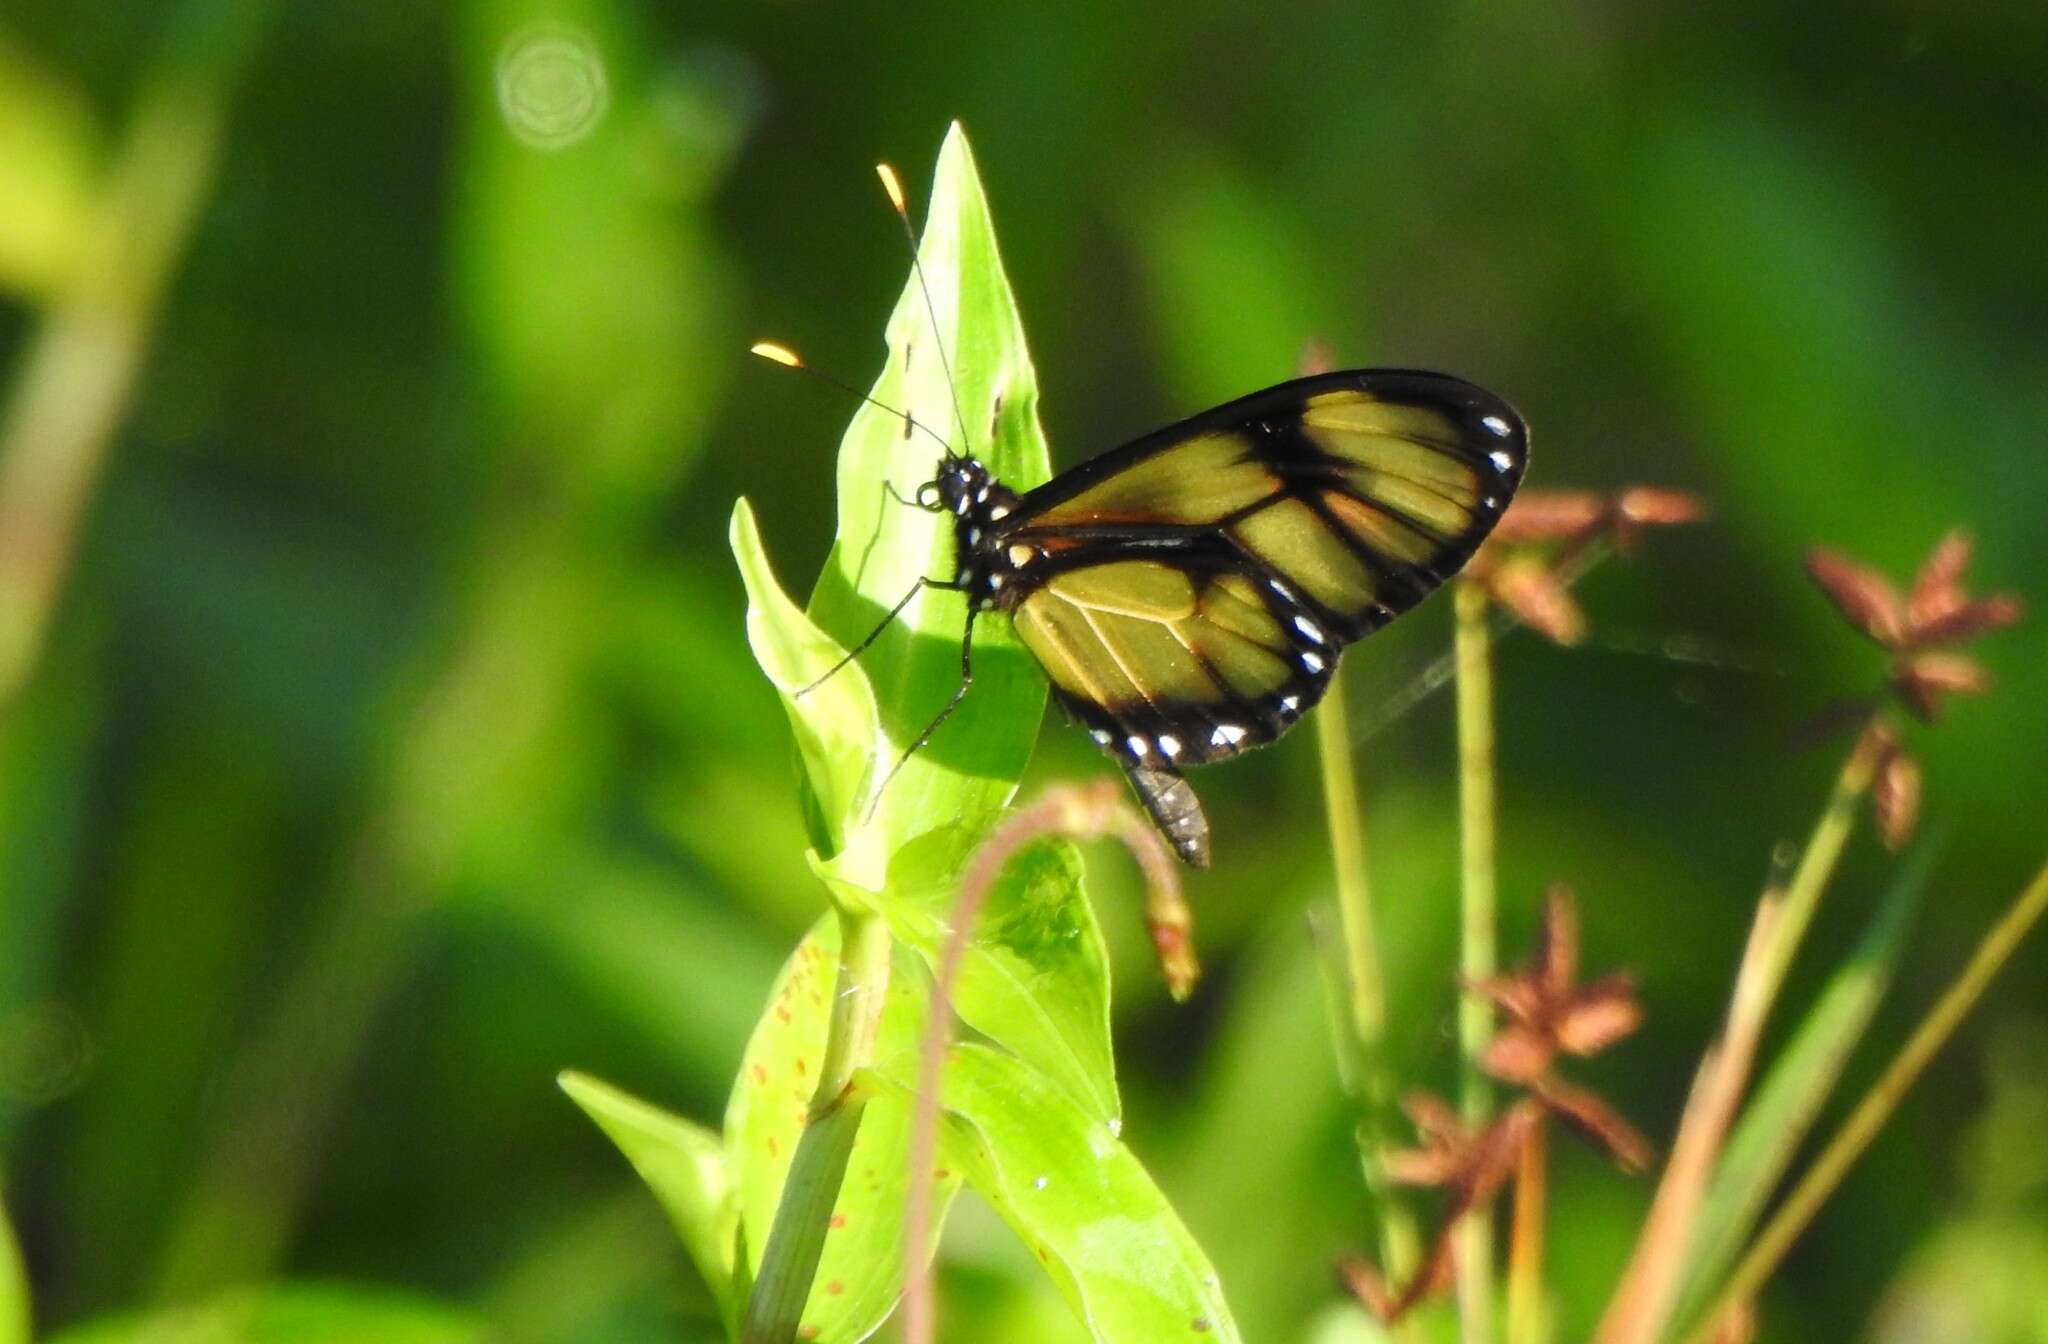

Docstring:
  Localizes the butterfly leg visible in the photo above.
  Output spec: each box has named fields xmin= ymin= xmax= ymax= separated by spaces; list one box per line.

xmin=850 ymin=476 xmax=943 ymax=594
xmin=1122 ymin=762 xmax=1212 ymax=868
xmin=795 ymin=575 xmax=968 ymax=698
xmin=861 ymin=604 xmax=979 ymax=821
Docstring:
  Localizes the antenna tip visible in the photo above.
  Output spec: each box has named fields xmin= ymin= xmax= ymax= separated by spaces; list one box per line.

xmin=875 ymin=163 xmax=907 ymax=215
xmin=749 ymin=340 xmax=803 ymax=368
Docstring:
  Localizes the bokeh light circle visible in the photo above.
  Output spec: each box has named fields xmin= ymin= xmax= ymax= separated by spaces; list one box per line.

xmin=495 ymin=23 xmax=610 ymax=149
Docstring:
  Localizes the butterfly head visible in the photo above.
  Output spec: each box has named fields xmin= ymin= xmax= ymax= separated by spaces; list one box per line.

xmin=918 ymin=457 xmax=996 ymax=519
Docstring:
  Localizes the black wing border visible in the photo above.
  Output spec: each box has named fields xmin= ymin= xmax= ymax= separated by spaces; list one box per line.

xmin=1000 ymin=367 xmax=1529 ymax=524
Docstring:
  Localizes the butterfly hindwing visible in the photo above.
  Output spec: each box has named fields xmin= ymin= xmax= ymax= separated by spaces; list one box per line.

xmin=1009 ymin=556 xmax=1329 ymax=765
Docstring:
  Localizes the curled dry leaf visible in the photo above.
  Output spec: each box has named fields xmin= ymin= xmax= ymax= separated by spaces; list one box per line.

xmin=1488 ymin=554 xmax=1587 ymax=645
xmin=1535 ymin=1077 xmax=1653 ymax=1173
xmin=1805 ymin=549 xmax=1907 ymax=647
xmin=1908 ymin=593 xmax=2023 ymax=648
xmin=1907 ymin=529 xmax=1975 ymax=628
xmin=1617 ymin=485 xmax=1709 ymax=529
xmin=1492 ymin=489 xmax=1610 ymax=544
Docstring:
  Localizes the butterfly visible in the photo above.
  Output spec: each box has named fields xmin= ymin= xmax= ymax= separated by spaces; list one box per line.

xmin=809 ymin=362 xmax=1530 ymax=867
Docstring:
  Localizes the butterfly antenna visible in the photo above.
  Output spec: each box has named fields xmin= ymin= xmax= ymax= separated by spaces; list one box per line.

xmin=876 ymin=163 xmax=975 ymax=460
xmin=749 ymin=341 xmax=958 ymax=460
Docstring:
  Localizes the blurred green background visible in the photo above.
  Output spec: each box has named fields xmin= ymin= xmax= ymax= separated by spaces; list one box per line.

xmin=3 ymin=1 xmax=2045 ymax=1340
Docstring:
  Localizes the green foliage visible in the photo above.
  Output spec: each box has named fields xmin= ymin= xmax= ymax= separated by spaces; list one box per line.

xmin=45 ymin=1285 xmax=484 ymax=1344
xmin=722 ymin=916 xmax=944 ymax=1343
xmin=0 ymin=1192 xmax=26 ymax=1344
xmin=865 ymin=1044 xmax=1239 ymax=1343
xmin=4 ymin=4 xmax=2046 ymax=1343
xmin=0 ymin=32 xmax=96 ymax=297
xmin=1670 ymin=846 xmax=1935 ymax=1333
xmin=878 ymin=820 xmax=1117 ymax=1125
xmin=679 ymin=123 xmax=1219 ymax=1343
xmin=559 ymin=1072 xmax=740 ymax=1333
xmin=733 ymin=122 xmax=1050 ymax=890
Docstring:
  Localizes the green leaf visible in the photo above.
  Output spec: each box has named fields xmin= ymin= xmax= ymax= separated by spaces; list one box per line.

xmin=559 ymin=1071 xmax=741 ymax=1333
xmin=731 ymin=497 xmax=884 ymax=867
xmin=47 ymin=1284 xmax=484 ymax=1344
xmin=738 ymin=122 xmax=1051 ymax=895
xmin=868 ymin=1043 xmax=1240 ymax=1344
xmin=0 ymin=1190 xmax=28 ymax=1344
xmin=1667 ymin=843 xmax=1937 ymax=1337
xmin=873 ymin=817 xmax=1119 ymax=1125
xmin=725 ymin=916 xmax=958 ymax=1343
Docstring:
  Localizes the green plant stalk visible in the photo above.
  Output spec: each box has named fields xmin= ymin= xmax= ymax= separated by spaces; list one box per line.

xmin=0 ymin=61 xmax=229 ymax=708
xmin=1743 ymin=717 xmax=1888 ymax=1021
xmin=1685 ymin=854 xmax=2048 ymax=1344
xmin=741 ymin=906 xmax=893 ymax=1344
xmin=1453 ymin=579 xmax=1498 ymax=1344
xmin=1313 ymin=663 xmax=1422 ymax=1282
xmin=1595 ymin=717 xmax=1883 ymax=1344
xmin=813 ymin=908 xmax=895 ymax=1113
xmin=1667 ymin=840 xmax=1935 ymax=1333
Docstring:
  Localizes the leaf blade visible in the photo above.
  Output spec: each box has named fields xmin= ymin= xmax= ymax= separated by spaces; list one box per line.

xmin=872 ymin=817 xmax=1119 ymax=1125
xmin=725 ymin=917 xmax=958 ymax=1343
xmin=802 ymin=123 xmax=1052 ymax=890
xmin=871 ymin=1043 xmax=1239 ymax=1344
xmin=558 ymin=1071 xmax=740 ymax=1333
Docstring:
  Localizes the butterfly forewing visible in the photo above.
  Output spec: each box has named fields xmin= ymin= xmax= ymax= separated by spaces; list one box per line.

xmin=977 ymin=369 xmax=1526 ymax=865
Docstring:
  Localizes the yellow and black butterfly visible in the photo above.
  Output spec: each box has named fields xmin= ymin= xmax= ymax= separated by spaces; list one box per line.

xmin=813 ymin=365 xmax=1528 ymax=867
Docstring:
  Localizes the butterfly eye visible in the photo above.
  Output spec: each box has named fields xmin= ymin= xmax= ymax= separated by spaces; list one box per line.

xmin=916 ymin=481 xmax=943 ymax=511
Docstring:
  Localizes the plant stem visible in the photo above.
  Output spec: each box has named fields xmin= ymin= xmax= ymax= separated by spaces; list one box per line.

xmin=1686 ymin=854 xmax=2048 ymax=1344
xmin=1454 ymin=578 xmax=1498 ymax=1344
xmin=1506 ymin=1121 xmax=1547 ymax=1344
xmin=1314 ymin=663 xmax=1421 ymax=1281
xmin=1594 ymin=718 xmax=1884 ymax=1344
xmin=0 ymin=49 xmax=232 ymax=708
xmin=1744 ymin=719 xmax=1889 ymax=1018
xmin=741 ymin=905 xmax=893 ymax=1344
xmin=813 ymin=908 xmax=895 ymax=1112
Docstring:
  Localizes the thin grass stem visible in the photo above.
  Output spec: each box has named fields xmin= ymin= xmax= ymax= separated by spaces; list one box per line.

xmin=1684 ymin=855 xmax=2048 ymax=1344
xmin=1314 ymin=662 xmax=1422 ymax=1284
xmin=1454 ymin=578 xmax=1499 ymax=1344
xmin=1595 ymin=718 xmax=1885 ymax=1344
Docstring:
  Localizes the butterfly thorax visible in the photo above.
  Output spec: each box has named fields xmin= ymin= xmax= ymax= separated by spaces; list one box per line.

xmin=930 ymin=457 xmax=1028 ymax=612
